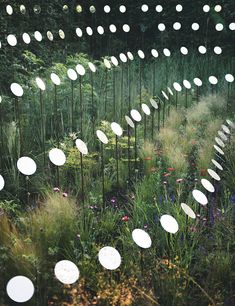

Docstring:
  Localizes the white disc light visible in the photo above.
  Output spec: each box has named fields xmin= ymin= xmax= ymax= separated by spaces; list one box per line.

xmin=50 ymin=73 xmax=61 ymax=86
xmin=109 ymin=24 xmax=117 ymax=33
xmin=131 ymin=109 xmax=142 ymax=122
xmin=201 ymin=179 xmax=215 ymax=193
xmin=98 ymin=246 xmax=121 ymax=270
xmin=183 ymin=80 xmax=191 ymax=89
xmin=149 ymin=98 xmax=158 ymax=109
xmin=229 ymin=22 xmax=235 ymax=30
xmin=88 ymin=62 xmax=96 ymax=73
xmin=198 ymin=45 xmax=207 ymax=54
xmin=215 ymin=23 xmax=224 ymax=31
xmin=67 ymin=68 xmax=78 ymax=81
xmin=22 ymin=33 xmax=31 ymax=44
xmin=176 ymin=4 xmax=183 ymax=12
xmin=138 ymin=50 xmax=145 ymax=59
xmin=6 ymin=276 xmax=34 ymax=303
xmin=192 ymin=189 xmax=208 ymax=205
xmin=97 ymin=26 xmax=105 ymax=35
xmin=7 ymin=34 xmax=17 ymax=46
xmin=36 ymin=77 xmax=46 ymax=91
xmin=158 ymin=23 xmax=166 ymax=31
xmin=203 ymin=5 xmax=210 ymax=12
xmin=76 ymin=139 xmax=88 ymax=155
xmin=141 ymin=104 xmax=151 ymax=115
xmin=123 ymin=24 xmax=130 ymax=32
xmin=173 ymin=22 xmax=181 ymax=30
xmin=173 ymin=82 xmax=182 ymax=92
xmin=49 ymin=148 xmax=66 ymax=166
xmin=132 ymin=229 xmax=152 ymax=248
xmin=181 ymin=203 xmax=196 ymax=219
xmin=119 ymin=5 xmax=126 ymax=13
xmin=141 ymin=4 xmax=149 ymax=12
xmin=34 ymin=31 xmax=42 ymax=42
xmin=151 ymin=49 xmax=159 ymax=58
xmin=54 ymin=260 xmax=79 ymax=285
xmin=125 ymin=115 xmax=135 ymax=128
xmin=163 ymin=48 xmax=171 ymax=57
xmin=180 ymin=46 xmax=188 ymax=55
xmin=156 ymin=5 xmax=163 ymax=13
xmin=214 ymin=145 xmax=224 ymax=155
xmin=160 ymin=215 xmax=179 ymax=234
xmin=192 ymin=23 xmax=200 ymax=31
xmin=10 ymin=83 xmax=24 ymax=97
xmin=104 ymin=5 xmax=111 ymax=13
xmin=17 ymin=157 xmax=37 ymax=176
xmin=211 ymin=159 xmax=223 ymax=171
xmin=194 ymin=78 xmax=202 ymax=87
xmin=96 ymin=130 xmax=109 ymax=144
xmin=215 ymin=137 xmax=225 ymax=148
xmin=111 ymin=122 xmax=123 ymax=137
xmin=76 ymin=64 xmax=86 ymax=76
xmin=214 ymin=46 xmax=222 ymax=55
xmin=86 ymin=27 xmax=93 ymax=36
xmin=76 ymin=28 xmax=83 ymax=37
xmin=225 ymin=74 xmax=234 ymax=83
xmin=209 ymin=76 xmax=218 ymax=85
xmin=0 ymin=174 xmax=5 ymax=191
xmin=207 ymin=169 xmax=221 ymax=181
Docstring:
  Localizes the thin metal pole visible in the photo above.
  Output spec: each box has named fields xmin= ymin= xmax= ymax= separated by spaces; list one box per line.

xmin=80 ymin=152 xmax=84 ymax=206
xmin=113 ymin=69 xmax=116 ymax=120
xmin=40 ymin=90 xmax=46 ymax=168
xmin=79 ymin=75 xmax=83 ymax=139
xmin=15 ymin=98 xmax=23 ymax=155
xmin=185 ymin=89 xmax=188 ymax=109
xmin=227 ymin=83 xmax=230 ymax=112
xmin=157 ymin=106 xmax=160 ymax=132
xmin=115 ymin=135 xmax=119 ymax=186
xmin=101 ymin=143 xmax=105 ymax=209
xmin=127 ymin=125 xmax=131 ymax=184
xmin=121 ymin=65 xmax=124 ymax=119
xmin=0 ymin=101 xmax=3 ymax=169
xmin=134 ymin=124 xmax=138 ymax=169
xmin=175 ymin=92 xmax=178 ymax=109
xmin=54 ymin=85 xmax=59 ymax=146
xmin=153 ymin=61 xmax=156 ymax=96
xmin=128 ymin=63 xmax=131 ymax=113
xmin=144 ymin=114 xmax=147 ymax=140
xmin=163 ymin=99 xmax=165 ymax=127
xmin=71 ymin=81 xmax=74 ymax=132
xmin=151 ymin=109 xmax=155 ymax=140
xmin=56 ymin=166 xmax=60 ymax=187
xmin=91 ymin=71 xmax=95 ymax=136
xmin=105 ymin=69 xmax=108 ymax=119
xmin=139 ymin=60 xmax=142 ymax=108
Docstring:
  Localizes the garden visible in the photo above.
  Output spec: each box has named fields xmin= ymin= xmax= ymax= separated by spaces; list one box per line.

xmin=0 ymin=1 xmax=235 ymax=305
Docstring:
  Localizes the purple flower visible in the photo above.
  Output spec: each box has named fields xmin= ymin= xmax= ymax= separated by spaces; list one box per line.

xmin=230 ymin=195 xmax=235 ymax=204
xmin=111 ymin=197 xmax=117 ymax=204
xmin=53 ymin=187 xmax=60 ymax=192
xmin=154 ymin=215 xmax=159 ymax=223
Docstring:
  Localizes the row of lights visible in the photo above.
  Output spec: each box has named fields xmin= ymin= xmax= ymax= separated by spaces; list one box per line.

xmin=3 ymin=21 xmax=235 ymax=48
xmin=155 ymin=22 xmax=234 ymax=32
xmin=4 ymin=47 xmax=235 ymax=98
xmin=3 ymin=24 xmax=131 ymax=47
xmin=5 ymin=4 xmax=224 ymax=16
